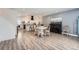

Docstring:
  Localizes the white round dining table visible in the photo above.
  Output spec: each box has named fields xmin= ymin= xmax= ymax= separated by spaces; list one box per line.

xmin=36 ymin=26 xmax=47 ymax=30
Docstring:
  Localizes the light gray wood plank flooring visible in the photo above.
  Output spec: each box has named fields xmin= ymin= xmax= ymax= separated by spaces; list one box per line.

xmin=0 ymin=30 xmax=79 ymax=50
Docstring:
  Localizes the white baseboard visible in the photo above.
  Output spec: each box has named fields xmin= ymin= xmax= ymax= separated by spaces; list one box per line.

xmin=68 ymin=34 xmax=78 ymax=37
xmin=62 ymin=32 xmax=78 ymax=37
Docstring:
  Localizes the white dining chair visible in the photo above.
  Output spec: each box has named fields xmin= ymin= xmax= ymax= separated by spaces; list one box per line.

xmin=38 ymin=29 xmax=45 ymax=37
xmin=62 ymin=25 xmax=70 ymax=36
xmin=45 ymin=26 xmax=50 ymax=36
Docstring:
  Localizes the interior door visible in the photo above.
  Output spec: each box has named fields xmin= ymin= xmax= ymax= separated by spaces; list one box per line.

xmin=77 ymin=16 xmax=79 ymax=35
xmin=77 ymin=16 xmax=79 ymax=36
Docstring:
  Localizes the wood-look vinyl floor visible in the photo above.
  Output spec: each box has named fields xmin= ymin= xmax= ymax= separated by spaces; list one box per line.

xmin=0 ymin=30 xmax=79 ymax=50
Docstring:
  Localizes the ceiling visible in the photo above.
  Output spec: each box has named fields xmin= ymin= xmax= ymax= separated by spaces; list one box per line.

xmin=10 ymin=8 xmax=75 ymax=16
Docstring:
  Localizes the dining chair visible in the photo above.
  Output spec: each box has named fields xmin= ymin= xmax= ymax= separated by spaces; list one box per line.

xmin=45 ymin=26 xmax=50 ymax=36
xmin=37 ymin=29 xmax=45 ymax=37
xmin=62 ymin=25 xmax=70 ymax=36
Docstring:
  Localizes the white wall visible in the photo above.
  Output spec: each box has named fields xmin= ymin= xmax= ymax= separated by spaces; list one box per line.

xmin=43 ymin=9 xmax=79 ymax=35
xmin=0 ymin=16 xmax=16 ymax=41
xmin=0 ymin=9 xmax=43 ymax=41
xmin=0 ymin=9 xmax=17 ymax=41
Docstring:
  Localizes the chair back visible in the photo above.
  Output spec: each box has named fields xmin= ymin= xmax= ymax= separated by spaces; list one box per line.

xmin=63 ymin=25 xmax=70 ymax=33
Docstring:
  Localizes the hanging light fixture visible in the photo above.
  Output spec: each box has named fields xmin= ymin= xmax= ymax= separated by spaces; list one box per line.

xmin=31 ymin=16 xmax=34 ymax=20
